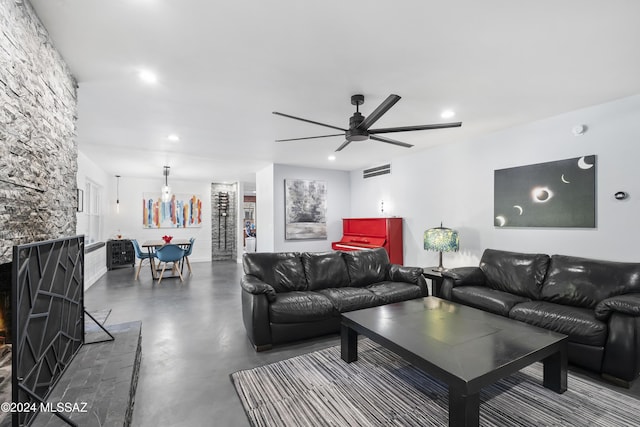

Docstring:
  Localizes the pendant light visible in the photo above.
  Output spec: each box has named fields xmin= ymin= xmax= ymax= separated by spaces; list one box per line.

xmin=161 ymin=166 xmax=171 ymax=202
xmin=115 ymin=175 xmax=121 ymax=213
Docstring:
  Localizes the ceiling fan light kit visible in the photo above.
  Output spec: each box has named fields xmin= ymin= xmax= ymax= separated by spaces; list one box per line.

xmin=273 ymin=94 xmax=462 ymax=152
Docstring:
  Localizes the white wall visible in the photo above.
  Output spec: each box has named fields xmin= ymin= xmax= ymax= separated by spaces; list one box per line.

xmin=105 ymin=177 xmax=213 ymax=263
xmin=236 ymin=181 xmax=245 ymax=263
xmin=77 ymin=152 xmax=214 ymax=285
xmin=256 ymin=163 xmax=351 ymax=253
xmin=77 ymin=151 xmax=109 ymax=289
xmin=272 ymin=164 xmax=351 ymax=253
xmin=76 ymin=151 xmax=109 ymax=242
xmin=350 ymin=94 xmax=640 ymax=268
xmin=256 ymin=164 xmax=275 ymax=252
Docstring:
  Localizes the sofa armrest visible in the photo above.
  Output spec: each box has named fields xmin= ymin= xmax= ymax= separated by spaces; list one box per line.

xmin=241 ymin=275 xmax=277 ymax=302
xmin=440 ymin=267 xmax=486 ymax=300
xmin=388 ymin=265 xmax=428 ymax=296
xmin=241 ymin=290 xmax=273 ymax=351
xmin=388 ymin=264 xmax=422 ymax=283
xmin=595 ymin=293 xmax=640 ymax=321
xmin=441 ymin=267 xmax=486 ymax=286
xmin=601 ymin=312 xmax=640 ymax=382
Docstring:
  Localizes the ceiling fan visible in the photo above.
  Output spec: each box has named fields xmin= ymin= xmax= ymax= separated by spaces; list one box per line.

xmin=273 ymin=94 xmax=462 ymax=152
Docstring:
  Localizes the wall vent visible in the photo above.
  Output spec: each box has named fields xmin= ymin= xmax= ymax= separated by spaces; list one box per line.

xmin=363 ymin=164 xmax=391 ymax=179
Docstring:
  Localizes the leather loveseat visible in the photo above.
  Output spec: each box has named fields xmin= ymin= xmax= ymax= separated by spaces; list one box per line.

xmin=241 ymin=248 xmax=427 ymax=351
xmin=440 ymin=249 xmax=640 ymax=385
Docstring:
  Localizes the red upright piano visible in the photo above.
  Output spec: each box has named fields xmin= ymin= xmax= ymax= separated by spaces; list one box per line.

xmin=331 ymin=217 xmax=403 ymax=265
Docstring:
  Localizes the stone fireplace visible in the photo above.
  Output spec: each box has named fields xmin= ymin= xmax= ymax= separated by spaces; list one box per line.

xmin=1 ymin=3 xmax=78 ymax=419
xmin=0 ymin=0 xmax=79 ymax=267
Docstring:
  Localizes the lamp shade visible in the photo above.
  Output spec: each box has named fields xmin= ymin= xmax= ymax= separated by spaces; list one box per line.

xmin=424 ymin=226 xmax=459 ymax=253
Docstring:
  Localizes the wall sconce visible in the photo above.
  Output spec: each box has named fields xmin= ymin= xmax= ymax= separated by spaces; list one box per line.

xmin=614 ymin=191 xmax=629 ymax=200
xmin=115 ymin=175 xmax=121 ymax=213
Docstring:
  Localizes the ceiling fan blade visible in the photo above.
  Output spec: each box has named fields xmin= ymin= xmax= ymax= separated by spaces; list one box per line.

xmin=357 ymin=94 xmax=401 ymax=131
xmin=273 ymin=112 xmax=346 ymax=132
xmin=335 ymin=140 xmax=351 ymax=152
xmin=276 ymin=133 xmax=344 ymax=142
xmin=369 ymin=122 xmax=462 ymax=134
xmin=370 ymin=135 xmax=413 ymax=148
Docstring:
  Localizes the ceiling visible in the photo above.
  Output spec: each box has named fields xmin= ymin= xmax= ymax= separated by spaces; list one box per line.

xmin=29 ymin=0 xmax=640 ymax=184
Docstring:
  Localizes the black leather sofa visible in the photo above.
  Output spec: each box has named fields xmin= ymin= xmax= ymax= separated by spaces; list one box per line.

xmin=440 ymin=249 xmax=640 ymax=385
xmin=241 ymin=248 xmax=427 ymax=351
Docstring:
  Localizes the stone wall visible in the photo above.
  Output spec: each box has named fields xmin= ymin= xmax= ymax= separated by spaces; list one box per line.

xmin=0 ymin=1 xmax=78 ymax=264
xmin=211 ymin=183 xmax=237 ymax=261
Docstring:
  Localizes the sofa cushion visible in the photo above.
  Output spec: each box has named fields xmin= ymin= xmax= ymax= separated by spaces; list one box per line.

xmin=317 ymin=287 xmax=382 ymax=312
xmin=343 ymin=248 xmax=389 ymax=287
xmin=302 ymin=252 xmax=350 ymax=290
xmin=366 ymin=282 xmax=422 ymax=304
xmin=388 ymin=265 xmax=422 ymax=284
xmin=510 ymin=301 xmax=607 ymax=346
xmin=480 ymin=249 xmax=550 ymax=299
xmin=451 ymin=286 xmax=530 ymax=317
xmin=269 ymin=291 xmax=336 ymax=323
xmin=243 ymin=252 xmax=306 ymax=292
xmin=541 ymin=255 xmax=640 ymax=308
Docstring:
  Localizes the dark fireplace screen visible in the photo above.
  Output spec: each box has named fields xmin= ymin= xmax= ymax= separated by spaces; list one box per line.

xmin=12 ymin=236 xmax=84 ymax=426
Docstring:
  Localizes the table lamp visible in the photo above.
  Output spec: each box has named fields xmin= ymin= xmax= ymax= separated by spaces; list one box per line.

xmin=424 ymin=222 xmax=459 ymax=271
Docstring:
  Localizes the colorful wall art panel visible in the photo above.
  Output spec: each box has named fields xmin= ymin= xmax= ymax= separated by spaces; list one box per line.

xmin=285 ymin=179 xmax=327 ymax=240
xmin=143 ymin=193 xmax=203 ymax=229
xmin=494 ymin=155 xmax=596 ymax=228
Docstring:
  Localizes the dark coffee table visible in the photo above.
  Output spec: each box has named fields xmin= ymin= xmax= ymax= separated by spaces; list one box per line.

xmin=341 ymin=297 xmax=567 ymax=427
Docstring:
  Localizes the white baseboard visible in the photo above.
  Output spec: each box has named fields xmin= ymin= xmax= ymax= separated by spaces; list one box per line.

xmin=85 ymin=266 xmax=107 ymax=290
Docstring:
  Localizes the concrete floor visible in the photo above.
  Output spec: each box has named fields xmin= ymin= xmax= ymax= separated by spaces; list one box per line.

xmin=84 ymin=261 xmax=338 ymax=427
xmin=85 ymin=261 xmax=640 ymax=427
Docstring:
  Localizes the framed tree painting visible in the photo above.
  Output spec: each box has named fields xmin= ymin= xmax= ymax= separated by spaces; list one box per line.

xmin=285 ymin=179 xmax=327 ymax=240
xmin=494 ymin=155 xmax=596 ymax=228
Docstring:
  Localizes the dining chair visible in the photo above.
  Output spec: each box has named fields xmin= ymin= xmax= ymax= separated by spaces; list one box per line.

xmin=182 ymin=237 xmax=195 ymax=275
xmin=155 ymin=244 xmax=186 ymax=283
xmin=132 ymin=239 xmax=157 ymax=281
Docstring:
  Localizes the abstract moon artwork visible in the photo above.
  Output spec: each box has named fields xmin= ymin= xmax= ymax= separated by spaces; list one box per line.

xmin=143 ymin=193 xmax=203 ymax=228
xmin=494 ymin=155 xmax=596 ymax=228
xmin=285 ymin=179 xmax=327 ymax=240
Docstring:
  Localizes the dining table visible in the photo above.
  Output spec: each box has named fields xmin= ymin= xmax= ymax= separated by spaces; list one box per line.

xmin=141 ymin=239 xmax=192 ymax=279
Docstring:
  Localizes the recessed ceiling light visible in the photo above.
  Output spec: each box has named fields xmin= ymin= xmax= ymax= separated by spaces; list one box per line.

xmin=138 ymin=69 xmax=158 ymax=84
xmin=328 ymin=155 xmax=336 ymax=161
xmin=441 ymin=110 xmax=455 ymax=119
xmin=168 ymin=134 xmax=180 ymax=142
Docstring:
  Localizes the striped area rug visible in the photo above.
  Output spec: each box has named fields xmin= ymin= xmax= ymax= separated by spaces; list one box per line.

xmin=231 ymin=339 xmax=640 ymax=426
